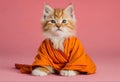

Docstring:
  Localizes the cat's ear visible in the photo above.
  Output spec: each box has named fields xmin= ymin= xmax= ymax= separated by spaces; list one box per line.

xmin=43 ymin=4 xmax=54 ymax=20
xmin=64 ymin=4 xmax=75 ymax=21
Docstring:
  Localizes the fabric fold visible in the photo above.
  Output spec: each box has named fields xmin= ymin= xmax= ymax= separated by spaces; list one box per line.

xmin=15 ymin=36 xmax=96 ymax=74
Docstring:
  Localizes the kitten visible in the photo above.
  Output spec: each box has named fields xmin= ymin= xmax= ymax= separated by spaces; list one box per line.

xmin=32 ymin=4 xmax=79 ymax=76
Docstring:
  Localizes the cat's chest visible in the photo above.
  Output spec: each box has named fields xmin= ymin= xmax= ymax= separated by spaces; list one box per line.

xmin=50 ymin=37 xmax=65 ymax=52
xmin=47 ymin=36 xmax=75 ymax=64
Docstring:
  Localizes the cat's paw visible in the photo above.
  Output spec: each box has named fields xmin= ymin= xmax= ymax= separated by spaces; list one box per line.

xmin=60 ymin=70 xmax=79 ymax=76
xmin=32 ymin=68 xmax=48 ymax=76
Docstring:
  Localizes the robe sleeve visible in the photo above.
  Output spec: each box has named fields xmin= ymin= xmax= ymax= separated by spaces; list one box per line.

xmin=63 ymin=38 xmax=96 ymax=74
xmin=32 ymin=40 xmax=52 ymax=68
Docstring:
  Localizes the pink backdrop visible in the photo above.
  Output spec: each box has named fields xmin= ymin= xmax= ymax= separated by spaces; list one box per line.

xmin=0 ymin=0 xmax=120 ymax=81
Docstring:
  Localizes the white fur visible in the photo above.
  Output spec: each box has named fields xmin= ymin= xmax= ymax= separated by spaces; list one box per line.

xmin=50 ymin=37 xmax=65 ymax=52
xmin=60 ymin=70 xmax=78 ymax=76
xmin=43 ymin=27 xmax=75 ymax=52
xmin=32 ymin=68 xmax=48 ymax=76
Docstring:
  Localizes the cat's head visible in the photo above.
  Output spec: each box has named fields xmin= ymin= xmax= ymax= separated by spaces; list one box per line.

xmin=41 ymin=4 xmax=76 ymax=39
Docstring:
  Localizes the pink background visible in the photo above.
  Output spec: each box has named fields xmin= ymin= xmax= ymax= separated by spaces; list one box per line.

xmin=0 ymin=0 xmax=120 ymax=81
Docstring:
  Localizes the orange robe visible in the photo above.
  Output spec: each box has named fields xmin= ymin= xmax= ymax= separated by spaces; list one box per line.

xmin=15 ymin=36 xmax=96 ymax=74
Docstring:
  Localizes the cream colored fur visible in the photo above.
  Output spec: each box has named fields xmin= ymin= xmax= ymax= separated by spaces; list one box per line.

xmin=60 ymin=70 xmax=79 ymax=76
xmin=32 ymin=68 xmax=48 ymax=76
xmin=43 ymin=26 xmax=75 ymax=52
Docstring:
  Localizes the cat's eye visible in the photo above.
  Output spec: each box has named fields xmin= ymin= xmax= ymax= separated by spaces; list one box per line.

xmin=50 ymin=20 xmax=56 ymax=23
xmin=62 ymin=19 xmax=67 ymax=23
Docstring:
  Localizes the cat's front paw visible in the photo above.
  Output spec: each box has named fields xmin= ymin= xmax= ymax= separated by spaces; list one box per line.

xmin=32 ymin=68 xmax=48 ymax=76
xmin=60 ymin=70 xmax=79 ymax=76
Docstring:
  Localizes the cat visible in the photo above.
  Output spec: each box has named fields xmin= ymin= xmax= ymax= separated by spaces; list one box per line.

xmin=32 ymin=4 xmax=79 ymax=76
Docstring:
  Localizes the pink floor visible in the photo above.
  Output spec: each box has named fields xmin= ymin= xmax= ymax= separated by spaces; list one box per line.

xmin=0 ymin=0 xmax=120 ymax=81
xmin=0 ymin=50 xmax=120 ymax=81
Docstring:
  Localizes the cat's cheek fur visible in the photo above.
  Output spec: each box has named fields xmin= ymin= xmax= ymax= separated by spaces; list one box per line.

xmin=60 ymin=70 xmax=79 ymax=76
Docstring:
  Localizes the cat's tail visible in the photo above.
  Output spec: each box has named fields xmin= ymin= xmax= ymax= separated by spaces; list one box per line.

xmin=15 ymin=64 xmax=32 ymax=74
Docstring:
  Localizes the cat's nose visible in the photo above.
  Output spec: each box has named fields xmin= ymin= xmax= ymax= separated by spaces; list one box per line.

xmin=57 ymin=26 xmax=60 ymax=29
xmin=56 ymin=24 xmax=61 ymax=29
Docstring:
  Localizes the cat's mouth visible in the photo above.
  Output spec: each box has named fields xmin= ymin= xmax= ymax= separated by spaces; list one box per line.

xmin=56 ymin=28 xmax=62 ymax=32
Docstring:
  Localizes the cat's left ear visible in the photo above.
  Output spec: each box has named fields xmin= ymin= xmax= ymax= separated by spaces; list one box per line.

xmin=43 ymin=4 xmax=54 ymax=20
xmin=64 ymin=4 xmax=75 ymax=21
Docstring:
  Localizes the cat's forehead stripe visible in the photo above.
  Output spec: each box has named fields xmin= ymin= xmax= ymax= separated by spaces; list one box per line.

xmin=54 ymin=9 xmax=64 ymax=18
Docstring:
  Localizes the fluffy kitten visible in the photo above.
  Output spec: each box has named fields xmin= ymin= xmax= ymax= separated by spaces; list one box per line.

xmin=32 ymin=4 xmax=79 ymax=76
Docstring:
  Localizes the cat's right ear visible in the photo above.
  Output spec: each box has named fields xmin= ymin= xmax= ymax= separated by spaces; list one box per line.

xmin=43 ymin=4 xmax=54 ymax=20
xmin=64 ymin=3 xmax=76 ymax=22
